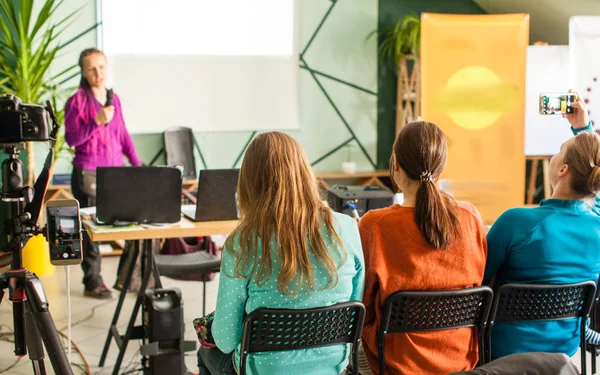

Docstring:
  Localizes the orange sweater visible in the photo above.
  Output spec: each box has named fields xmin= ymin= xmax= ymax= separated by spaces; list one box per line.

xmin=359 ymin=201 xmax=487 ymax=375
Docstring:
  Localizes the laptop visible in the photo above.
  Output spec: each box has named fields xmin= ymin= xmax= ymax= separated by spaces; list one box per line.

xmin=96 ymin=166 xmax=182 ymax=224
xmin=182 ymin=169 xmax=239 ymax=222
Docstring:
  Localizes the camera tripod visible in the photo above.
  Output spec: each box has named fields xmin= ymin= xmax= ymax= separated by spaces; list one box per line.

xmin=0 ymin=103 xmax=73 ymax=374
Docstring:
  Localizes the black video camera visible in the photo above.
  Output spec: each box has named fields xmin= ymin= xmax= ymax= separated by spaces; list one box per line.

xmin=0 ymin=95 xmax=50 ymax=143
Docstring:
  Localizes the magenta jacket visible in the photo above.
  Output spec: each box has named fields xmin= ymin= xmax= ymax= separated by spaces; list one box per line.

xmin=65 ymin=91 xmax=142 ymax=170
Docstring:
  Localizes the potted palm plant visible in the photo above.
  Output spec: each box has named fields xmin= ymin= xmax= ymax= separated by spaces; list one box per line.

xmin=0 ymin=0 xmax=97 ymax=184
xmin=369 ymin=14 xmax=421 ymax=134
xmin=375 ymin=13 xmax=421 ymax=70
xmin=0 ymin=0 xmax=97 ymax=275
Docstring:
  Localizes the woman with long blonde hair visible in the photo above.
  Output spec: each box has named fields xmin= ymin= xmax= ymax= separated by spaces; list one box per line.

xmin=197 ymin=132 xmax=364 ymax=375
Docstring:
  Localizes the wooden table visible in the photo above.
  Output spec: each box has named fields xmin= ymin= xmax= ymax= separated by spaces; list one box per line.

xmin=45 ymin=184 xmax=74 ymax=201
xmin=317 ymin=170 xmax=390 ymax=189
xmin=83 ymin=217 xmax=238 ymax=242
xmin=87 ymin=215 xmax=237 ymax=375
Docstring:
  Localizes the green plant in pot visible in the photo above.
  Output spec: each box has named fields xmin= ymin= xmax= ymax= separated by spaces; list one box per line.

xmin=46 ymin=83 xmax=76 ymax=176
xmin=0 ymin=0 xmax=97 ymax=184
xmin=369 ymin=13 xmax=421 ymax=71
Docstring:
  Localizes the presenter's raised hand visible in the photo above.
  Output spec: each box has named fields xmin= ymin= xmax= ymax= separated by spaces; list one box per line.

xmin=563 ymin=89 xmax=589 ymax=129
xmin=95 ymin=105 xmax=115 ymax=125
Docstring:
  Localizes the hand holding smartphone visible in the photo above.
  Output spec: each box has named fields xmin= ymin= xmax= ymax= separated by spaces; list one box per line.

xmin=539 ymin=93 xmax=577 ymax=115
xmin=46 ymin=199 xmax=83 ymax=266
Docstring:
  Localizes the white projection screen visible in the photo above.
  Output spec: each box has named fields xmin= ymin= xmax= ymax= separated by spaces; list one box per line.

xmin=100 ymin=0 xmax=299 ymax=134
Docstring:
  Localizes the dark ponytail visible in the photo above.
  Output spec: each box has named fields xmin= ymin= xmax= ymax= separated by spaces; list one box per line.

xmin=394 ymin=121 xmax=460 ymax=249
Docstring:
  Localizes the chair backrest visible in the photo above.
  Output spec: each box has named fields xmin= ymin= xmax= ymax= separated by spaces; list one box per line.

xmin=239 ymin=301 xmax=365 ymax=375
xmin=164 ymin=126 xmax=196 ymax=180
xmin=490 ymin=282 xmax=597 ymax=324
xmin=487 ymin=281 xmax=597 ymax=370
xmin=379 ymin=286 xmax=493 ymax=374
xmin=382 ymin=286 xmax=494 ymax=334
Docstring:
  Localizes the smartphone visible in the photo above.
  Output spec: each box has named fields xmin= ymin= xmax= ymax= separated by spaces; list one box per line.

xmin=539 ymin=93 xmax=577 ymax=115
xmin=46 ymin=199 xmax=83 ymax=266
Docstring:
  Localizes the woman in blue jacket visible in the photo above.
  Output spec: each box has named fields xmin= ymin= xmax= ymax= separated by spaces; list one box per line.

xmin=484 ymin=91 xmax=600 ymax=359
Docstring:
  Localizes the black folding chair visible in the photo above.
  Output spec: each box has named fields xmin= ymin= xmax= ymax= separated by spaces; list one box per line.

xmin=239 ymin=301 xmax=365 ymax=375
xmin=153 ymin=251 xmax=220 ymax=316
xmin=164 ymin=126 xmax=197 ymax=180
xmin=590 ymin=281 xmax=600 ymax=374
xmin=379 ymin=286 xmax=494 ymax=375
xmin=487 ymin=282 xmax=597 ymax=375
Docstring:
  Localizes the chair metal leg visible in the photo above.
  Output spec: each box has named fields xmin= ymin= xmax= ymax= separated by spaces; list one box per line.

xmin=583 ymin=324 xmax=588 ymax=375
xmin=203 ymin=280 xmax=207 ymax=316
xmin=593 ymin=347 xmax=597 ymax=375
xmin=239 ymin=351 xmax=246 ymax=375
xmin=478 ymin=326 xmax=485 ymax=366
xmin=485 ymin=325 xmax=492 ymax=364
xmin=379 ymin=334 xmax=385 ymax=375
xmin=352 ymin=340 xmax=359 ymax=375
xmin=592 ymin=304 xmax=598 ymax=375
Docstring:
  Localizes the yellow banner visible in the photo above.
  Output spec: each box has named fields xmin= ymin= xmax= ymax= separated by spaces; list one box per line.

xmin=421 ymin=13 xmax=529 ymax=224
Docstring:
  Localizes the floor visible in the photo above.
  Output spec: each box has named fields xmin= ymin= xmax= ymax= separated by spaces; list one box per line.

xmin=1 ymin=257 xmax=598 ymax=374
xmin=0 ymin=256 xmax=218 ymax=374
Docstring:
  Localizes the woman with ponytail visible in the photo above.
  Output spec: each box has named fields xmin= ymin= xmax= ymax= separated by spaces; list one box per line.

xmin=65 ymin=48 xmax=142 ymax=299
xmin=359 ymin=121 xmax=487 ymax=374
xmin=484 ymin=92 xmax=600 ymax=360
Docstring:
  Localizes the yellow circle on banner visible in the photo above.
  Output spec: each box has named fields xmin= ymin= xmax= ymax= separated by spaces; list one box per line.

xmin=436 ymin=66 xmax=517 ymax=130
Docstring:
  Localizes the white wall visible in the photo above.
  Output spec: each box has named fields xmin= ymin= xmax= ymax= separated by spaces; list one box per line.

xmin=41 ymin=0 xmax=379 ymax=176
xmin=48 ymin=0 xmax=98 ymax=87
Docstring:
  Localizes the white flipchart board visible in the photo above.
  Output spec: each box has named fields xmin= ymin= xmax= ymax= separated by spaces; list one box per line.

xmin=570 ymin=16 xmax=600 ymax=132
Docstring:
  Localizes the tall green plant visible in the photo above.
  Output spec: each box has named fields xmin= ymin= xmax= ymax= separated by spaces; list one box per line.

xmin=47 ymin=84 xmax=75 ymax=169
xmin=0 ymin=0 xmax=97 ymax=183
xmin=368 ymin=13 xmax=421 ymax=71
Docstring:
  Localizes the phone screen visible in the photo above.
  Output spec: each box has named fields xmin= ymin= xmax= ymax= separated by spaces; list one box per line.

xmin=47 ymin=204 xmax=82 ymax=264
xmin=540 ymin=93 xmax=576 ymax=115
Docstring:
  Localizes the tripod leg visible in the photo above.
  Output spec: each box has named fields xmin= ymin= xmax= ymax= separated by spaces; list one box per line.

xmin=24 ymin=274 xmax=73 ymax=375
xmin=12 ymin=298 xmax=26 ymax=356
xmin=25 ymin=303 xmax=47 ymax=375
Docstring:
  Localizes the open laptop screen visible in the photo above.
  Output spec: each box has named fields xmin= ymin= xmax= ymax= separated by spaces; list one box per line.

xmin=97 ymin=166 xmax=182 ymax=224
xmin=194 ymin=169 xmax=239 ymax=221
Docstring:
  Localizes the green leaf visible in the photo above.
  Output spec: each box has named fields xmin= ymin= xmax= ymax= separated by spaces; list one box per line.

xmin=50 ymin=63 xmax=78 ymax=81
xmin=30 ymin=0 xmax=55 ymax=39
xmin=0 ymin=0 xmax=99 ymax=176
xmin=59 ymin=21 xmax=101 ymax=49
xmin=18 ymin=0 xmax=34 ymax=38
xmin=374 ymin=13 xmax=421 ymax=71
